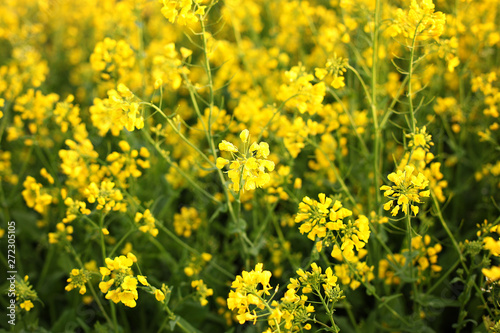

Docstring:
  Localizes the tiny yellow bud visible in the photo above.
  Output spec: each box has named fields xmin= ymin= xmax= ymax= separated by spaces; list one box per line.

xmin=239 ymin=129 xmax=249 ymax=143
xmin=154 ymin=78 xmax=163 ymax=89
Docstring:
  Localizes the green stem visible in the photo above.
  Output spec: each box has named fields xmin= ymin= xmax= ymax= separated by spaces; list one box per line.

xmin=407 ymin=31 xmax=418 ymax=133
xmin=68 ymin=244 xmax=114 ymax=329
xmin=141 ymin=129 xmax=219 ymax=204
xmin=141 ymin=102 xmax=214 ymax=167
xmin=425 ymin=254 xmax=460 ymax=295
xmin=343 ymin=299 xmax=361 ymax=333
xmin=431 ymin=192 xmax=464 ymax=263
xmin=380 ymin=75 xmax=409 ymax=130
xmin=346 ymin=65 xmax=373 ymax=107
xmin=0 ymin=181 xmax=11 ymax=225
xmin=110 ymin=303 xmax=118 ymax=333
xmin=35 ymin=244 xmax=55 ymax=291
xmin=431 ymin=192 xmax=494 ymax=317
xmin=321 ymin=251 xmax=410 ymax=327
xmin=8 ymin=145 xmax=34 ymax=202
xmin=407 ymin=213 xmax=419 ymax=315
xmin=99 ymin=213 xmax=107 ymax=263
xmin=108 ymin=228 xmax=135 ymax=258
xmin=305 ymin=137 xmax=356 ymax=207
xmin=0 ymin=100 xmax=13 ymax=146
xmin=327 ymin=87 xmax=369 ymax=156
xmin=198 ymin=16 xmax=250 ymax=268
xmin=156 ymin=221 xmax=235 ymax=280
xmin=255 ymin=292 xmax=281 ymax=333
xmin=371 ymin=0 xmax=382 ymax=210
xmin=314 ymin=286 xmax=338 ymax=333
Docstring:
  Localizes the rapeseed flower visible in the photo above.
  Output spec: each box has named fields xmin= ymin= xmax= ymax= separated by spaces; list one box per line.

xmin=84 ymin=180 xmax=127 ymax=213
xmin=227 ymin=263 xmax=273 ymax=324
xmin=217 ymin=129 xmax=275 ymax=192
xmin=394 ymin=0 xmax=446 ymax=42
xmin=65 ymin=269 xmax=90 ymax=295
xmin=380 ymin=164 xmax=430 ymax=216
xmin=16 ymin=276 xmax=38 ymax=312
xmin=135 ymin=209 xmax=159 ymax=237
xmin=99 ymin=253 xmax=148 ymax=308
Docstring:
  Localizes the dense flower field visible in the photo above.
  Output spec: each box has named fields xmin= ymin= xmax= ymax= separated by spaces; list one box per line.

xmin=1 ymin=0 xmax=500 ymax=331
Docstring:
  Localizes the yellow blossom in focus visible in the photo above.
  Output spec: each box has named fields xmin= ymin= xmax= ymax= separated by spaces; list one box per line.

xmin=98 ymin=253 xmax=146 ymax=308
xmin=380 ymin=164 xmax=430 ymax=216
xmin=217 ymin=129 xmax=275 ymax=192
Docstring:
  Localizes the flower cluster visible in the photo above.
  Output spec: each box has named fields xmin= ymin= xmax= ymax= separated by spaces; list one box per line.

xmin=406 ymin=126 xmax=434 ymax=160
xmin=294 ymin=263 xmax=339 ymax=298
xmin=410 ymin=235 xmax=442 ymax=276
xmin=106 ymin=140 xmax=151 ymax=187
xmin=48 ymin=222 xmax=74 ymax=244
xmin=84 ymin=180 xmax=126 ymax=213
xmin=16 ymin=275 xmax=38 ymax=312
xmin=184 ymin=252 xmax=212 ymax=277
xmin=65 ymin=269 xmax=91 ymax=295
xmin=329 ymin=215 xmax=371 ymax=262
xmin=89 ymin=84 xmax=144 ymax=136
xmin=227 ymin=263 xmax=273 ymax=324
xmin=380 ymin=164 xmax=430 ymax=216
xmin=228 ymin=263 xmax=343 ymax=332
xmin=0 ymin=151 xmax=18 ymax=185
xmin=379 ymin=235 xmax=442 ymax=285
xmin=394 ymin=0 xmax=446 ymax=42
xmin=173 ymin=206 xmax=202 ymax=237
xmin=160 ymin=0 xmax=206 ymax=25
xmin=22 ymin=176 xmax=53 ymax=214
xmin=295 ymin=194 xmax=370 ymax=261
xmin=217 ymin=129 xmax=275 ymax=192
xmin=295 ymin=194 xmax=351 ymax=241
xmin=315 ymin=54 xmax=349 ymax=90
xmin=334 ymin=258 xmax=375 ymax=290
xmin=62 ymin=196 xmax=91 ymax=224
xmin=135 ymin=209 xmax=159 ymax=237
xmin=90 ymin=38 xmax=135 ymax=81
xmin=191 ymin=279 xmax=213 ymax=306
xmin=277 ymin=64 xmax=326 ymax=115
xmin=99 ymin=253 xmax=148 ymax=308
xmin=151 ymin=43 xmax=190 ymax=91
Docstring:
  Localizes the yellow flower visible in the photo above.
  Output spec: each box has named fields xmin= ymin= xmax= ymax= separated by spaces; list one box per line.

xmin=173 ymin=207 xmax=202 ymax=238
xmin=219 ymin=140 xmax=239 ymax=153
xmin=84 ymin=181 xmax=126 ymax=212
xmin=137 ymin=275 xmax=149 ymax=286
xmin=228 ymin=263 xmax=274 ymax=324
xmin=395 ymin=0 xmax=446 ymax=42
xmin=218 ymin=130 xmax=275 ymax=192
xmin=22 ymin=176 xmax=53 ymax=214
xmin=135 ymin=209 xmax=159 ymax=237
xmin=482 ymin=266 xmax=500 ymax=282
xmin=154 ymin=289 xmax=165 ymax=301
xmin=380 ymin=164 xmax=430 ymax=216
xmin=65 ymin=269 xmax=89 ymax=295
xmin=16 ymin=276 xmax=38 ymax=312
xmin=99 ymin=279 xmax=115 ymax=294
xmin=331 ymin=76 xmax=345 ymax=89
xmin=191 ymin=279 xmax=214 ymax=306
xmin=98 ymin=254 xmax=143 ymax=308
xmin=20 ymin=300 xmax=34 ymax=312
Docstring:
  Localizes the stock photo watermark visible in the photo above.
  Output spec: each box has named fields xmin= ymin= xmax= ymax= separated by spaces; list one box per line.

xmin=6 ymin=220 xmax=16 ymax=326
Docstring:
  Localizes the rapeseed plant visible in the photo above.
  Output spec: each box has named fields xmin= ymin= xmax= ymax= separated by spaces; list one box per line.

xmin=3 ymin=0 xmax=500 ymax=331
